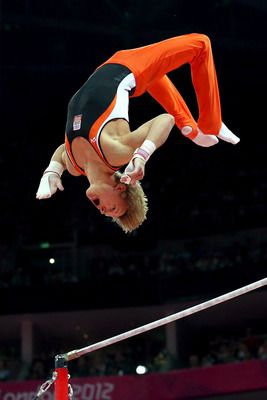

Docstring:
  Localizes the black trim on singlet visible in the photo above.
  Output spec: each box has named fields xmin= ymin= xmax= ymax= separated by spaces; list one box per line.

xmin=65 ymin=63 xmax=134 ymax=145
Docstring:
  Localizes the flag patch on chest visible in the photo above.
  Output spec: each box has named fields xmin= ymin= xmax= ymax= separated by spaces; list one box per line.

xmin=73 ymin=114 xmax=82 ymax=131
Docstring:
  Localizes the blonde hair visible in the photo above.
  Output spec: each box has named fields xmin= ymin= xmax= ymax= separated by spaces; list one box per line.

xmin=112 ymin=172 xmax=148 ymax=234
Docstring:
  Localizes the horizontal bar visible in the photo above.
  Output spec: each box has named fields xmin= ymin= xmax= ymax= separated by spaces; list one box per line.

xmin=66 ymin=277 xmax=267 ymax=361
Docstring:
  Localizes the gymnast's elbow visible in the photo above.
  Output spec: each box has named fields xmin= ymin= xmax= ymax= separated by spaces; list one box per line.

xmin=161 ymin=113 xmax=175 ymax=129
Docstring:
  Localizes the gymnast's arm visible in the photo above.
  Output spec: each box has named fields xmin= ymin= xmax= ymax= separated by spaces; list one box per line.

xmin=124 ymin=113 xmax=175 ymax=150
xmin=120 ymin=113 xmax=175 ymax=185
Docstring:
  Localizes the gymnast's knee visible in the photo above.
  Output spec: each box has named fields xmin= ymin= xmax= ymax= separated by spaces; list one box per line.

xmin=197 ymin=34 xmax=212 ymax=51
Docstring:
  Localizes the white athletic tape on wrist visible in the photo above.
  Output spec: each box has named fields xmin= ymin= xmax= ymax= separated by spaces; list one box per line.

xmin=132 ymin=139 xmax=156 ymax=163
xmin=43 ymin=161 xmax=64 ymax=177
xmin=121 ymin=140 xmax=156 ymax=185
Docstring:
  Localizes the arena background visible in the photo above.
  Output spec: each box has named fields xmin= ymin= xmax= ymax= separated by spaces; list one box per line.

xmin=1 ymin=1 xmax=267 ymax=398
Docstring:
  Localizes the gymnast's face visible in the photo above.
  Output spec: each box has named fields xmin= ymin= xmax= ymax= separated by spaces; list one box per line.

xmin=86 ymin=182 xmax=128 ymax=218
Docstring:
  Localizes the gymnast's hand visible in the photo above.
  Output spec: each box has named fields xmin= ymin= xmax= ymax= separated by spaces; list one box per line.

xmin=36 ymin=161 xmax=65 ymax=199
xmin=36 ymin=173 xmax=64 ymax=199
xmin=120 ymin=157 xmax=146 ymax=187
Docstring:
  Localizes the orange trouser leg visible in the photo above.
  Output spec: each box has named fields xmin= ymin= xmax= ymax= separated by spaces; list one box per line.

xmin=105 ymin=34 xmax=222 ymax=135
xmin=190 ymin=35 xmax=222 ymax=134
xmin=147 ymin=75 xmax=198 ymax=139
xmin=143 ymin=34 xmax=222 ymax=135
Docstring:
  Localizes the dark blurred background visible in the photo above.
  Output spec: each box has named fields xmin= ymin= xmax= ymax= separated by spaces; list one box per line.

xmin=1 ymin=0 xmax=267 ymax=389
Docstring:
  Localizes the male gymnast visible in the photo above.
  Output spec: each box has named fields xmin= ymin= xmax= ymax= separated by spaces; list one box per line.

xmin=36 ymin=33 xmax=240 ymax=233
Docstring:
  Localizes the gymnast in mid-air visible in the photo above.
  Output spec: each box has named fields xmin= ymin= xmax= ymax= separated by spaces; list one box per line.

xmin=36 ymin=33 xmax=240 ymax=233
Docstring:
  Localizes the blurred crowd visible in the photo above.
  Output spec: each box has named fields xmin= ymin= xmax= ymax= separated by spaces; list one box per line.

xmin=188 ymin=330 xmax=267 ymax=369
xmin=0 ymin=229 xmax=267 ymax=288
xmin=0 ymin=337 xmax=174 ymax=382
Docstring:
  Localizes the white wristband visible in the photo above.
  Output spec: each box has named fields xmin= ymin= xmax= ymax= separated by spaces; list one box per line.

xmin=43 ymin=161 xmax=64 ymax=177
xmin=133 ymin=139 xmax=156 ymax=163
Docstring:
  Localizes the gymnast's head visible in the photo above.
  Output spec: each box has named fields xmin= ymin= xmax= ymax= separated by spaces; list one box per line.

xmin=86 ymin=171 xmax=148 ymax=233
